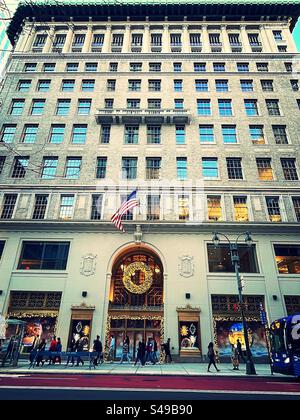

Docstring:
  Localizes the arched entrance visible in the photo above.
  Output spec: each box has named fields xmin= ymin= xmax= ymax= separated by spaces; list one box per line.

xmin=105 ymin=246 xmax=164 ymax=360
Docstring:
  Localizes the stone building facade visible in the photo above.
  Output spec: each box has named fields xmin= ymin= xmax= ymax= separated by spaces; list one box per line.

xmin=0 ymin=0 xmax=300 ymax=359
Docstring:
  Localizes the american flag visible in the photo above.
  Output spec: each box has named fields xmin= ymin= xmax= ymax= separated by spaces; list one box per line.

xmin=111 ymin=190 xmax=139 ymax=232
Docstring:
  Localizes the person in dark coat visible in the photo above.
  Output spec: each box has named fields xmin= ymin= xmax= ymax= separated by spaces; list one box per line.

xmin=66 ymin=335 xmax=76 ymax=366
xmin=93 ymin=335 xmax=103 ymax=366
xmin=207 ymin=342 xmax=220 ymax=372
xmin=134 ymin=341 xmax=145 ymax=367
xmin=164 ymin=338 xmax=172 ymax=363
xmin=236 ymin=339 xmax=247 ymax=363
xmin=53 ymin=337 xmax=62 ymax=364
xmin=36 ymin=339 xmax=46 ymax=367
xmin=75 ymin=337 xmax=84 ymax=366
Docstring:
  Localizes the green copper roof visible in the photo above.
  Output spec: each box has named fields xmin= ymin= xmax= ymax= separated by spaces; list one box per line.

xmin=8 ymin=0 xmax=300 ymax=44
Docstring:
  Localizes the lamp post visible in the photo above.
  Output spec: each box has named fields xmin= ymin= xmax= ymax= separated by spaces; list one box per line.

xmin=212 ymin=231 xmax=257 ymax=375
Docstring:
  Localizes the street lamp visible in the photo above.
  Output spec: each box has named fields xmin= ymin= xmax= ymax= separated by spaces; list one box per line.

xmin=212 ymin=231 xmax=257 ymax=375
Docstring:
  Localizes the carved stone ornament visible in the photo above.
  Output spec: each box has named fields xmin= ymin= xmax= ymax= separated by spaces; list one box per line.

xmin=80 ymin=254 xmax=97 ymax=277
xmin=0 ymin=315 xmax=7 ymax=340
xmin=179 ymin=256 xmax=194 ymax=278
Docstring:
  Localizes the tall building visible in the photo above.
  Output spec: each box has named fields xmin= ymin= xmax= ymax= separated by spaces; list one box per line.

xmin=0 ymin=0 xmax=18 ymax=80
xmin=0 ymin=0 xmax=300 ymax=360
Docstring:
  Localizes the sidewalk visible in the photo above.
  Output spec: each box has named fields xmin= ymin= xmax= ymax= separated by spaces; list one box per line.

xmin=0 ymin=361 xmax=276 ymax=378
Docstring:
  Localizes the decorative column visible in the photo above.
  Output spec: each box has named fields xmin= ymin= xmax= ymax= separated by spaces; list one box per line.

xmin=240 ymin=25 xmax=251 ymax=53
xmin=182 ymin=24 xmax=190 ymax=53
xmin=15 ymin=26 xmax=30 ymax=52
xmin=221 ymin=25 xmax=231 ymax=53
xmin=259 ymin=25 xmax=272 ymax=53
xmin=122 ymin=23 xmax=131 ymax=53
xmin=23 ymin=26 xmax=36 ymax=52
xmin=201 ymin=25 xmax=210 ymax=53
xmin=142 ymin=24 xmax=150 ymax=53
xmin=83 ymin=23 xmax=93 ymax=53
xmin=162 ymin=24 xmax=170 ymax=53
xmin=43 ymin=25 xmax=55 ymax=53
xmin=102 ymin=24 xmax=112 ymax=53
xmin=62 ymin=25 xmax=74 ymax=53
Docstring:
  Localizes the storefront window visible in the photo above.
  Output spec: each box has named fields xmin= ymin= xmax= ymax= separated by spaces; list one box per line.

xmin=207 ymin=244 xmax=259 ymax=273
xmin=274 ymin=245 xmax=300 ymax=274
xmin=179 ymin=321 xmax=199 ymax=350
xmin=18 ymin=241 xmax=70 ymax=270
xmin=69 ymin=320 xmax=91 ymax=351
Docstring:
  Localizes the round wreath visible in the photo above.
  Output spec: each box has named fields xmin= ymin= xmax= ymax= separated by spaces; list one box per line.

xmin=122 ymin=262 xmax=153 ymax=294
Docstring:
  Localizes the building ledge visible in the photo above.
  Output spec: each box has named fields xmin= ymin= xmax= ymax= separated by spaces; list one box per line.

xmin=95 ymin=108 xmax=191 ymax=124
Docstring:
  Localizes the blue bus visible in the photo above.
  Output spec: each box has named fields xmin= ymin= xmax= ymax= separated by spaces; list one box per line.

xmin=270 ymin=314 xmax=300 ymax=377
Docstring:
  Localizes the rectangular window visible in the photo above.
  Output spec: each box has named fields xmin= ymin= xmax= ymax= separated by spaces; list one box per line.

xmin=148 ymin=80 xmax=160 ymax=92
xmin=218 ymin=99 xmax=233 ymax=116
xmin=174 ymin=80 xmax=183 ymax=92
xmin=178 ymin=195 xmax=189 ymax=220
xmin=147 ymin=195 xmax=160 ymax=220
xmin=62 ymin=79 xmax=75 ymax=92
xmin=127 ymin=99 xmax=140 ymax=109
xmin=21 ymin=124 xmax=38 ymax=143
xmin=257 ymin=63 xmax=268 ymax=72
xmin=213 ymin=63 xmax=225 ymax=72
xmin=170 ymin=33 xmax=182 ymax=46
xmin=177 ymin=157 xmax=187 ymax=180
xmin=107 ymin=79 xmax=116 ymax=91
xmin=53 ymin=34 xmax=66 ymax=48
xmin=37 ymin=80 xmax=51 ymax=92
xmin=229 ymin=33 xmax=241 ymax=46
xmin=100 ymin=125 xmax=111 ymax=144
xmin=215 ymin=80 xmax=228 ymax=92
xmin=131 ymin=33 xmax=143 ymax=46
xmin=41 ymin=157 xmax=58 ymax=179
xmin=175 ymin=125 xmax=185 ymax=144
xmin=59 ymin=195 xmax=75 ymax=219
xmin=244 ymin=99 xmax=259 ymax=116
xmin=233 ymin=196 xmax=249 ymax=222
xmin=261 ymin=80 xmax=274 ymax=92
xmin=207 ymin=243 xmax=259 ymax=273
xmin=197 ymin=99 xmax=211 ymax=116
xmin=85 ymin=62 xmax=97 ymax=72
xmin=209 ymin=33 xmax=221 ymax=45
xmin=81 ymin=79 xmax=95 ymax=92
xmin=1 ymin=194 xmax=17 ymax=219
xmin=146 ymin=157 xmax=161 ymax=180
xmin=109 ymin=62 xmax=118 ymax=72
xmin=30 ymin=99 xmax=45 ymax=115
xmin=49 ymin=125 xmax=65 ymax=144
xmin=66 ymin=63 xmax=79 ymax=72
xmin=73 ymin=34 xmax=85 ymax=47
xmin=237 ymin=63 xmax=249 ymax=72
xmin=130 ymin=62 xmax=142 ymax=72
xmin=266 ymin=99 xmax=281 ymax=116
xmin=24 ymin=63 xmax=37 ymax=72
xmin=278 ymin=46 xmax=287 ymax=52
xmin=77 ymin=99 xmax=91 ymax=115
xmin=148 ymin=99 xmax=161 ymax=109
xmin=65 ymin=158 xmax=82 ymax=179
xmin=274 ymin=245 xmax=300 ymax=274
xmin=207 ymin=196 xmax=222 ymax=221
xmin=281 ymin=158 xmax=299 ymax=180
xmin=56 ymin=99 xmax=70 ymax=116
xmin=199 ymin=125 xmax=214 ymax=143
xmin=273 ymin=31 xmax=282 ymax=41
xmin=0 ymin=157 xmax=5 ymax=175
xmin=248 ymin=33 xmax=261 ymax=46
xmin=71 ymin=125 xmax=87 ymax=144
xmin=18 ymin=80 xmax=31 ymax=92
xmin=226 ymin=158 xmax=243 ymax=180
xmin=273 ymin=125 xmax=288 ymax=144
xmin=249 ymin=125 xmax=265 ymax=144
xmin=12 ymin=157 xmax=29 ymax=178
xmin=18 ymin=241 xmax=70 ymax=270
xmin=240 ymin=80 xmax=253 ymax=92
xmin=32 ymin=195 xmax=48 ymax=220
xmin=222 ymin=125 xmax=237 ymax=144
xmin=290 ymin=80 xmax=299 ymax=91
xmin=105 ymin=99 xmax=114 ymax=109
xmin=195 ymin=79 xmax=208 ymax=92
xmin=10 ymin=99 xmax=25 ymax=115
xmin=190 ymin=33 xmax=201 ymax=46
xmin=194 ymin=63 xmax=206 ymax=72
xmin=33 ymin=34 xmax=47 ymax=48
xmin=173 ymin=63 xmax=182 ymax=72
xmin=112 ymin=33 xmax=124 ymax=47
xmin=174 ymin=99 xmax=184 ymax=109
xmin=151 ymin=34 xmax=162 ymax=46
xmin=292 ymin=197 xmax=300 ymax=222
xmin=129 ymin=80 xmax=141 ymax=91
xmin=256 ymin=158 xmax=273 ymax=181
xmin=91 ymin=194 xmax=103 ymax=220
xmin=202 ymin=158 xmax=218 ymax=178
xmin=124 ymin=125 xmax=139 ymax=144
xmin=266 ymin=197 xmax=282 ymax=222
xmin=122 ymin=158 xmax=137 ymax=179
xmin=285 ymin=62 xmax=293 ymax=72
xmin=43 ymin=63 xmax=55 ymax=72
xmin=96 ymin=157 xmax=107 ymax=179
xmin=1 ymin=125 xmax=16 ymax=143
xmin=147 ymin=125 xmax=161 ymax=144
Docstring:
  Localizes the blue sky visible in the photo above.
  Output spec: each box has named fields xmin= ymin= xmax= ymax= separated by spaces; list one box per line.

xmin=294 ymin=19 xmax=300 ymax=50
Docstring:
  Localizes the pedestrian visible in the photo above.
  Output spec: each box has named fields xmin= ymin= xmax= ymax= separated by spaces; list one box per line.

xmin=207 ymin=342 xmax=220 ymax=372
xmin=93 ymin=335 xmax=103 ymax=366
xmin=152 ymin=338 xmax=158 ymax=364
xmin=36 ymin=339 xmax=46 ymax=367
xmin=66 ymin=335 xmax=76 ymax=366
xmin=53 ymin=337 xmax=62 ymax=364
xmin=164 ymin=338 xmax=172 ymax=363
xmin=48 ymin=335 xmax=57 ymax=365
xmin=134 ymin=341 xmax=145 ymax=367
xmin=236 ymin=339 xmax=246 ymax=363
xmin=145 ymin=337 xmax=153 ymax=364
xmin=231 ymin=344 xmax=239 ymax=370
xmin=107 ymin=335 xmax=115 ymax=363
xmin=75 ymin=337 xmax=84 ymax=366
xmin=120 ymin=340 xmax=130 ymax=364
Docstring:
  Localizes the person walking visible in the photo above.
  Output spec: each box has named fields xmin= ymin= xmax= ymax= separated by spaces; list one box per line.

xmin=164 ymin=338 xmax=172 ymax=363
xmin=152 ymin=338 xmax=158 ymax=364
xmin=36 ymin=339 xmax=46 ymax=367
xmin=120 ymin=340 xmax=130 ymax=364
xmin=236 ymin=339 xmax=246 ymax=363
xmin=93 ymin=335 xmax=103 ymax=366
xmin=53 ymin=337 xmax=62 ymax=364
xmin=48 ymin=335 xmax=57 ymax=365
xmin=108 ymin=335 xmax=115 ymax=363
xmin=231 ymin=344 xmax=240 ymax=370
xmin=66 ymin=335 xmax=76 ymax=366
xmin=145 ymin=338 xmax=153 ymax=364
xmin=134 ymin=341 xmax=145 ymax=367
xmin=207 ymin=342 xmax=220 ymax=372
xmin=75 ymin=337 xmax=84 ymax=366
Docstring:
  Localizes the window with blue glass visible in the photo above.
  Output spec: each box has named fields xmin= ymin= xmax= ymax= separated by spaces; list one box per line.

xmin=24 ymin=63 xmax=37 ymax=72
xmin=62 ymin=79 xmax=75 ymax=92
xmin=199 ymin=125 xmax=214 ymax=143
xmin=10 ymin=100 xmax=25 ymax=115
xmin=240 ymin=80 xmax=254 ymax=92
xmin=18 ymin=241 xmax=70 ymax=270
xmin=82 ymin=79 xmax=95 ymax=91
xmin=237 ymin=63 xmax=249 ymax=72
xmin=56 ymin=99 xmax=71 ymax=115
xmin=175 ymin=125 xmax=185 ymax=144
xmin=173 ymin=62 xmax=182 ymax=72
xmin=174 ymin=80 xmax=183 ymax=92
xmin=18 ymin=80 xmax=31 ymax=92
xmin=96 ymin=157 xmax=107 ymax=178
xmin=244 ymin=99 xmax=259 ymax=116
xmin=37 ymin=80 xmax=51 ymax=92
xmin=49 ymin=125 xmax=65 ymax=144
xmin=218 ymin=99 xmax=233 ymax=116
xmin=222 ymin=125 xmax=237 ymax=143
xmin=174 ymin=99 xmax=184 ymax=109
xmin=77 ymin=99 xmax=92 ymax=115
xmin=65 ymin=157 xmax=82 ymax=179
xmin=41 ymin=157 xmax=58 ymax=179
xmin=1 ymin=125 xmax=16 ymax=143
xmin=43 ymin=63 xmax=55 ymax=72
xmin=30 ymin=99 xmax=45 ymax=115
xmin=197 ymin=99 xmax=211 ymax=116
xmin=195 ymin=79 xmax=208 ymax=92
xmin=202 ymin=158 xmax=218 ymax=178
xmin=177 ymin=157 xmax=187 ymax=180
xmin=66 ymin=62 xmax=79 ymax=72
xmin=85 ymin=62 xmax=98 ymax=72
xmin=71 ymin=125 xmax=87 ymax=144
xmin=22 ymin=124 xmax=38 ymax=143
xmin=194 ymin=63 xmax=206 ymax=72
xmin=100 ymin=125 xmax=111 ymax=144
xmin=213 ymin=63 xmax=225 ymax=72
xmin=122 ymin=157 xmax=137 ymax=179
xmin=215 ymin=80 xmax=228 ymax=92
xmin=124 ymin=125 xmax=139 ymax=144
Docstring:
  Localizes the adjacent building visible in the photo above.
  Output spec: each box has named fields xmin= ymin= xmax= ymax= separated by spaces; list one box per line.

xmin=0 ymin=0 xmax=300 ymax=360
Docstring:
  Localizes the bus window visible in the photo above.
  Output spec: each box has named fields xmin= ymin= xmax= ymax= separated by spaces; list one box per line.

xmin=270 ymin=329 xmax=286 ymax=353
